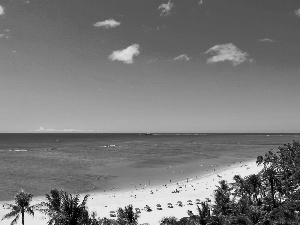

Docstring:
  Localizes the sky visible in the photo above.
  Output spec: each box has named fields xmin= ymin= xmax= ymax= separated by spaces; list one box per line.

xmin=0 ymin=0 xmax=300 ymax=133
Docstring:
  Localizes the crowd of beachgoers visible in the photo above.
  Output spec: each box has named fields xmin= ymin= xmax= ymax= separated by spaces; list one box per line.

xmin=1 ymin=141 xmax=300 ymax=225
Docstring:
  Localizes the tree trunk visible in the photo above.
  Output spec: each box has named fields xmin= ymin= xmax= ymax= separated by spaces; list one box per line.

xmin=270 ymin=179 xmax=276 ymax=208
xmin=22 ymin=209 xmax=24 ymax=225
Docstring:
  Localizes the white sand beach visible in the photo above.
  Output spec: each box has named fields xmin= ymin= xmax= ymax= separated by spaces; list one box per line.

xmin=0 ymin=160 xmax=262 ymax=225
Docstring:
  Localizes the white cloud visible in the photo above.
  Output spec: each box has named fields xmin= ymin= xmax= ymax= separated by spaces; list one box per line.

xmin=158 ymin=1 xmax=174 ymax=16
xmin=35 ymin=127 xmax=54 ymax=132
xmin=146 ymin=58 xmax=157 ymax=64
xmin=0 ymin=29 xmax=10 ymax=39
xmin=295 ymin=9 xmax=300 ymax=17
xmin=205 ymin=43 xmax=252 ymax=66
xmin=93 ymin=19 xmax=121 ymax=28
xmin=109 ymin=44 xmax=140 ymax=64
xmin=35 ymin=127 xmax=82 ymax=132
xmin=199 ymin=0 xmax=204 ymax=5
xmin=0 ymin=5 xmax=4 ymax=15
xmin=173 ymin=54 xmax=191 ymax=61
xmin=0 ymin=34 xmax=10 ymax=39
xmin=259 ymin=38 xmax=275 ymax=43
xmin=61 ymin=129 xmax=82 ymax=132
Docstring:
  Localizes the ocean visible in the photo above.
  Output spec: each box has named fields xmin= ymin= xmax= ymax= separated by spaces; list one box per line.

xmin=0 ymin=133 xmax=299 ymax=201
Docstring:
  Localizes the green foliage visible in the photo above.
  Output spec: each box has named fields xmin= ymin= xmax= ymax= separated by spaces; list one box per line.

xmin=172 ymin=141 xmax=300 ymax=225
xmin=40 ymin=189 xmax=90 ymax=225
xmin=86 ymin=212 xmax=118 ymax=225
xmin=2 ymin=190 xmax=35 ymax=225
xmin=207 ymin=140 xmax=300 ymax=224
xmin=116 ymin=204 xmax=139 ymax=225
xmin=160 ymin=216 xmax=178 ymax=225
xmin=212 ymin=180 xmax=233 ymax=216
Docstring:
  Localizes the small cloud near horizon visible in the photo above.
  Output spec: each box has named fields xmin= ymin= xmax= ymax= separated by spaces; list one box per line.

xmin=199 ymin=0 xmax=204 ymax=5
xmin=158 ymin=1 xmax=174 ymax=16
xmin=0 ymin=29 xmax=10 ymax=39
xmin=109 ymin=44 xmax=140 ymax=64
xmin=205 ymin=43 xmax=253 ymax=66
xmin=259 ymin=38 xmax=276 ymax=43
xmin=34 ymin=127 xmax=82 ymax=132
xmin=0 ymin=5 xmax=4 ymax=15
xmin=295 ymin=9 xmax=300 ymax=17
xmin=94 ymin=19 xmax=121 ymax=28
xmin=173 ymin=54 xmax=191 ymax=61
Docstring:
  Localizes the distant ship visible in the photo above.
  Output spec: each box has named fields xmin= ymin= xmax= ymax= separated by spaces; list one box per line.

xmin=144 ymin=133 xmax=153 ymax=135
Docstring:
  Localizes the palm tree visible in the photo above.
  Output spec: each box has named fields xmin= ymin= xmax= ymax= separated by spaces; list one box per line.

xmin=160 ymin=216 xmax=177 ymax=225
xmin=41 ymin=189 xmax=90 ymax=225
xmin=2 ymin=190 xmax=35 ymax=225
xmin=87 ymin=211 xmax=100 ymax=225
xmin=38 ymin=189 xmax=62 ymax=225
xmin=262 ymin=167 xmax=281 ymax=208
xmin=117 ymin=204 xmax=139 ymax=225
xmin=190 ymin=201 xmax=211 ymax=225
xmin=246 ymin=174 xmax=262 ymax=199
xmin=212 ymin=180 xmax=232 ymax=216
xmin=98 ymin=217 xmax=118 ymax=225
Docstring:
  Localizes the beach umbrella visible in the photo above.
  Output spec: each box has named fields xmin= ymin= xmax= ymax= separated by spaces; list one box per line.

xmin=109 ymin=211 xmax=116 ymax=217
xmin=156 ymin=204 xmax=161 ymax=207
xmin=187 ymin=200 xmax=193 ymax=205
xmin=167 ymin=203 xmax=172 ymax=205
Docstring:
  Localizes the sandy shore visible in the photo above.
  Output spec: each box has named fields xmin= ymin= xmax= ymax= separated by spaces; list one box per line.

xmin=0 ymin=160 xmax=262 ymax=225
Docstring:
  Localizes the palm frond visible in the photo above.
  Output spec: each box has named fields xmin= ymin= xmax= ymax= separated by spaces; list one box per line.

xmin=79 ymin=194 xmax=89 ymax=208
xmin=10 ymin=214 xmax=19 ymax=225
xmin=2 ymin=209 xmax=20 ymax=220
xmin=26 ymin=206 xmax=34 ymax=216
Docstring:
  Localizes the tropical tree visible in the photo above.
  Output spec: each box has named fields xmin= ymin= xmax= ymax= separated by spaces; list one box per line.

xmin=188 ymin=201 xmax=211 ymax=225
xmin=40 ymin=189 xmax=90 ymax=225
xmin=116 ymin=204 xmax=139 ymax=225
xmin=97 ymin=217 xmax=118 ymax=225
xmin=2 ymin=190 xmax=35 ymax=225
xmin=244 ymin=174 xmax=262 ymax=204
xmin=87 ymin=211 xmax=100 ymax=225
xmin=160 ymin=216 xmax=178 ymax=225
xmin=38 ymin=189 xmax=62 ymax=225
xmin=212 ymin=180 xmax=233 ymax=216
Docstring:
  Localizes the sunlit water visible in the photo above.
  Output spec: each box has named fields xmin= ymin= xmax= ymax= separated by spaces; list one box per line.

xmin=1 ymin=133 xmax=298 ymax=201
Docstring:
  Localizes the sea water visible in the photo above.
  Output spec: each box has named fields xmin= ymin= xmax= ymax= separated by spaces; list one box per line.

xmin=0 ymin=133 xmax=298 ymax=201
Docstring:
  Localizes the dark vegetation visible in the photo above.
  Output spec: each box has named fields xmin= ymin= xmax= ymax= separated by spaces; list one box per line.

xmin=2 ymin=141 xmax=300 ymax=225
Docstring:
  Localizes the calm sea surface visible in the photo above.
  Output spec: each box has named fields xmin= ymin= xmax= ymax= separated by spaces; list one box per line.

xmin=0 ymin=133 xmax=299 ymax=201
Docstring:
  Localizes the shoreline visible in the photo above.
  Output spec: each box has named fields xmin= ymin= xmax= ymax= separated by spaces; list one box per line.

xmin=0 ymin=159 xmax=262 ymax=225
